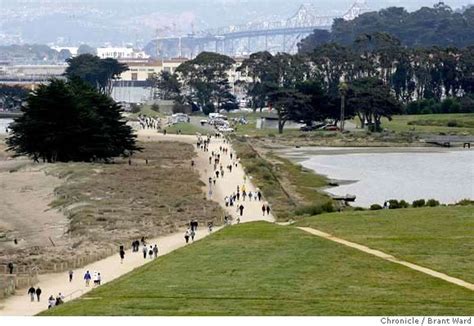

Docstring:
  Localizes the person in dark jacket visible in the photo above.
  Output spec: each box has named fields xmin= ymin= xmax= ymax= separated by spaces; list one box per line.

xmin=28 ymin=287 xmax=36 ymax=302
xmin=36 ymin=287 xmax=42 ymax=302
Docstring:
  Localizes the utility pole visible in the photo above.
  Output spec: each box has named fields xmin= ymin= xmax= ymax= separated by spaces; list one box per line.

xmin=339 ymin=82 xmax=348 ymax=132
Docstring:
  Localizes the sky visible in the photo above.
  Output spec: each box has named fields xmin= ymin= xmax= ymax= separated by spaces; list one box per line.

xmin=0 ymin=0 xmax=472 ymax=46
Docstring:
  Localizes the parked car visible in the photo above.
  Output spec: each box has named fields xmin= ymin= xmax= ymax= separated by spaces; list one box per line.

xmin=322 ymin=125 xmax=340 ymax=131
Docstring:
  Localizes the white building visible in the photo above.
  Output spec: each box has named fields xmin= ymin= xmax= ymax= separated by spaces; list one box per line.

xmin=97 ymin=47 xmax=149 ymax=60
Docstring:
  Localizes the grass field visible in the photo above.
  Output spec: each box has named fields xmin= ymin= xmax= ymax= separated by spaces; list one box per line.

xmin=297 ymin=206 xmax=474 ymax=283
xmin=41 ymin=222 xmax=474 ymax=316
xmin=371 ymin=113 xmax=474 ymax=135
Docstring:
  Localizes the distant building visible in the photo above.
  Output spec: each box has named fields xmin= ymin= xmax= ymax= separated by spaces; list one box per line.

xmin=117 ymin=58 xmax=186 ymax=82
xmin=97 ymin=47 xmax=149 ymax=60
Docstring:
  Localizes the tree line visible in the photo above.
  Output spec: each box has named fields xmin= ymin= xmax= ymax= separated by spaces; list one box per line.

xmin=298 ymin=3 xmax=474 ymax=51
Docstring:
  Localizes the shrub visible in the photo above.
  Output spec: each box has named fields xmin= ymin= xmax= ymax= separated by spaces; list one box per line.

xmin=294 ymin=202 xmax=334 ymax=216
xmin=130 ymin=103 xmax=141 ymax=113
xmin=388 ymin=199 xmax=401 ymax=209
xmin=150 ymin=103 xmax=160 ymax=112
xmin=446 ymin=120 xmax=458 ymax=127
xmin=426 ymin=199 xmax=440 ymax=207
xmin=412 ymin=199 xmax=426 ymax=208
xmin=370 ymin=204 xmax=383 ymax=210
xmin=456 ymin=199 xmax=474 ymax=206
xmin=354 ymin=207 xmax=365 ymax=211
xmin=399 ymin=200 xmax=409 ymax=208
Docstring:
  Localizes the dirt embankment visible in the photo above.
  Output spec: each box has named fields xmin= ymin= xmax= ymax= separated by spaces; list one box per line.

xmin=0 ymin=140 xmax=223 ymax=272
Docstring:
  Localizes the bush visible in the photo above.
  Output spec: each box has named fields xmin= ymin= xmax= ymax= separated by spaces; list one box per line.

xmin=412 ymin=199 xmax=426 ymax=208
xmin=130 ymin=103 xmax=141 ymax=113
xmin=353 ymin=207 xmax=365 ymax=211
xmin=426 ymin=199 xmax=440 ymax=207
xmin=172 ymin=103 xmax=192 ymax=114
xmin=150 ymin=103 xmax=160 ymax=112
xmin=456 ymin=199 xmax=474 ymax=206
xmin=370 ymin=204 xmax=383 ymax=210
xmin=399 ymin=200 xmax=409 ymax=208
xmin=294 ymin=202 xmax=334 ymax=216
xmin=446 ymin=120 xmax=458 ymax=127
xmin=388 ymin=199 xmax=401 ymax=209
xmin=202 ymin=103 xmax=215 ymax=115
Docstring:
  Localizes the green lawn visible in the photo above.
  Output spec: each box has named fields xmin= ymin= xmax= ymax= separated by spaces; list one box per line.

xmin=297 ymin=206 xmax=474 ymax=283
xmin=42 ymin=222 xmax=473 ymax=316
xmin=371 ymin=113 xmax=474 ymax=135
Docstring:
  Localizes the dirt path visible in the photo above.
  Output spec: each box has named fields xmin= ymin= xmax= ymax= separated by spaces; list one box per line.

xmin=0 ymin=132 xmax=274 ymax=316
xmin=298 ymin=227 xmax=474 ymax=292
xmin=0 ymin=163 xmax=68 ymax=250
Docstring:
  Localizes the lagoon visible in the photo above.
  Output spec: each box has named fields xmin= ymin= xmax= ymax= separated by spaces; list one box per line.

xmin=282 ymin=147 xmax=474 ymax=208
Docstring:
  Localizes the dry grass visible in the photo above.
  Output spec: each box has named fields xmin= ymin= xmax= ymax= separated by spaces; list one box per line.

xmin=1 ymin=141 xmax=223 ymax=271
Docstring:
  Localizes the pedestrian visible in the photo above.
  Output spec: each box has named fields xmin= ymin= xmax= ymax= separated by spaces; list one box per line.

xmin=266 ymin=205 xmax=271 ymax=215
xmin=213 ymin=178 xmax=216 ymax=185
xmin=28 ymin=287 xmax=36 ymax=302
xmin=262 ymin=204 xmax=266 ymax=216
xmin=142 ymin=245 xmax=147 ymax=259
xmin=238 ymin=204 xmax=244 ymax=217
xmin=184 ymin=229 xmax=190 ymax=244
xmin=36 ymin=287 xmax=42 ymax=302
xmin=8 ymin=262 xmax=13 ymax=274
xmin=94 ymin=273 xmax=102 ymax=286
xmin=55 ymin=293 xmax=64 ymax=306
xmin=48 ymin=295 xmax=55 ymax=309
xmin=119 ymin=248 xmax=125 ymax=263
xmin=84 ymin=271 xmax=92 ymax=287
xmin=216 ymin=170 xmax=219 ymax=178
xmin=68 ymin=270 xmax=73 ymax=282
xmin=208 ymin=222 xmax=213 ymax=233
xmin=148 ymin=246 xmax=153 ymax=259
xmin=191 ymin=229 xmax=196 ymax=241
xmin=163 ymin=129 xmax=167 ymax=135
xmin=153 ymin=244 xmax=158 ymax=259
xmin=257 ymin=191 xmax=262 ymax=201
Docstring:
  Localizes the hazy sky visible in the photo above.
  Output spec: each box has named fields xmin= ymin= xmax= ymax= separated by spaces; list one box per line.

xmin=1 ymin=0 xmax=472 ymax=46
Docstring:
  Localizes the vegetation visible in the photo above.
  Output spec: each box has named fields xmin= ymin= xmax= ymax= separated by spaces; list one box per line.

xmin=65 ymin=54 xmax=128 ymax=95
xmin=0 ymin=85 xmax=29 ymax=111
xmin=299 ymin=4 xmax=474 ymax=49
xmin=7 ymin=79 xmax=139 ymax=162
xmin=176 ymin=52 xmax=236 ymax=112
xmin=231 ymin=137 xmax=332 ymax=220
xmin=379 ymin=113 xmax=474 ymax=135
xmin=148 ymin=71 xmax=181 ymax=101
xmin=42 ymin=222 xmax=474 ymax=316
xmin=297 ymin=205 xmax=474 ymax=283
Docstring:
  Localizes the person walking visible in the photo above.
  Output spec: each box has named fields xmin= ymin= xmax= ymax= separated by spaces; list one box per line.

xmin=262 ymin=204 xmax=266 ymax=216
xmin=191 ymin=229 xmax=196 ymax=242
xmin=153 ymin=244 xmax=158 ymax=259
xmin=84 ymin=270 xmax=92 ymax=287
xmin=148 ymin=246 xmax=153 ymax=259
xmin=184 ymin=229 xmax=190 ymax=244
xmin=142 ymin=245 xmax=147 ymax=259
xmin=119 ymin=248 xmax=125 ymax=264
xmin=28 ymin=287 xmax=36 ymax=302
xmin=68 ymin=270 xmax=73 ymax=282
xmin=48 ymin=295 xmax=56 ymax=309
xmin=257 ymin=191 xmax=262 ymax=201
xmin=36 ymin=287 xmax=42 ymax=302
xmin=266 ymin=205 xmax=271 ymax=216
xmin=8 ymin=262 xmax=13 ymax=274
xmin=238 ymin=204 xmax=244 ymax=217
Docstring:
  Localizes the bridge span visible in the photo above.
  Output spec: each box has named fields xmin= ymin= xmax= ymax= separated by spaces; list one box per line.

xmin=147 ymin=0 xmax=370 ymax=58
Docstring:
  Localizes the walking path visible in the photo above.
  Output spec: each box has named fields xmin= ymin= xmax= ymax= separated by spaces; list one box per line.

xmin=0 ymin=131 xmax=274 ymax=316
xmin=298 ymin=227 xmax=474 ymax=292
